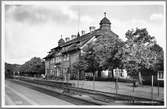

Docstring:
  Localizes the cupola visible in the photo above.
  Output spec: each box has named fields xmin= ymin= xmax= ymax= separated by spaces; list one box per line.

xmin=58 ymin=35 xmax=65 ymax=46
xmin=99 ymin=12 xmax=111 ymax=30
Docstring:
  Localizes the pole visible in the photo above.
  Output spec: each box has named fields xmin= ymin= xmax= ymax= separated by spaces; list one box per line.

xmin=158 ymin=80 xmax=159 ymax=97
xmin=77 ymin=71 xmax=79 ymax=88
xmin=69 ymin=54 xmax=71 ymax=83
xmin=133 ymin=81 xmax=135 ymax=92
xmin=114 ymin=68 xmax=119 ymax=95
xmin=151 ymin=75 xmax=154 ymax=104
xmin=93 ymin=73 xmax=95 ymax=90
xmin=115 ymin=77 xmax=119 ymax=95
xmin=132 ymin=79 xmax=135 ymax=103
xmin=116 ymin=77 xmax=118 ymax=94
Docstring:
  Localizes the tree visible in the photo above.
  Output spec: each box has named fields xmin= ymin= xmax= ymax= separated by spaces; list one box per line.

xmin=74 ymin=33 xmax=124 ymax=80
xmin=93 ymin=34 xmax=124 ymax=78
xmin=5 ymin=63 xmax=21 ymax=78
xmin=80 ymin=42 xmax=101 ymax=89
xmin=19 ymin=57 xmax=45 ymax=76
xmin=71 ymin=56 xmax=88 ymax=80
xmin=71 ymin=43 xmax=100 ymax=81
xmin=118 ymin=28 xmax=164 ymax=84
xmin=72 ymin=34 xmax=123 ymax=89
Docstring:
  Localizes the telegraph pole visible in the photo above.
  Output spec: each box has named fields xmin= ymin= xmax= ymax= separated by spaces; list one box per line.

xmin=151 ymin=74 xmax=154 ymax=104
xmin=115 ymin=68 xmax=119 ymax=95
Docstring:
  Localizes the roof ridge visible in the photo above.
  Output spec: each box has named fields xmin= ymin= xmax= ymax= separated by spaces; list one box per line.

xmin=60 ymin=28 xmax=100 ymax=47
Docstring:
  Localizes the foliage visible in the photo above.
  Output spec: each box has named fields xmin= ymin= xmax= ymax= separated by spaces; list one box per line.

xmin=82 ymin=43 xmax=100 ymax=74
xmin=71 ymin=56 xmax=88 ymax=79
xmin=93 ymin=34 xmax=124 ymax=70
xmin=19 ymin=57 xmax=45 ymax=74
xmin=71 ymin=28 xmax=164 ymax=83
xmin=118 ymin=28 xmax=164 ymax=78
xmin=71 ymin=33 xmax=124 ymax=78
xmin=5 ymin=63 xmax=21 ymax=78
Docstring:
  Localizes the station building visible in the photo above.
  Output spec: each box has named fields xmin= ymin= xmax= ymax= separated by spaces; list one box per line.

xmin=44 ymin=13 xmax=120 ymax=80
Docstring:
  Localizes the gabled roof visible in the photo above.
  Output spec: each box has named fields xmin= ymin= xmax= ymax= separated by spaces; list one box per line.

xmin=44 ymin=28 xmax=119 ymax=59
xmin=60 ymin=29 xmax=97 ymax=47
xmin=43 ymin=51 xmax=54 ymax=59
xmin=44 ymin=46 xmax=61 ymax=59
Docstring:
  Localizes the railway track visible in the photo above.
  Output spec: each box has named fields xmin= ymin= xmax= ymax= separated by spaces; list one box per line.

xmin=9 ymin=79 xmax=102 ymax=105
xmin=11 ymin=77 xmax=164 ymax=105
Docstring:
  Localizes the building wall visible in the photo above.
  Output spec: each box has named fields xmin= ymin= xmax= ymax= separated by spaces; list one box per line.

xmin=45 ymin=50 xmax=81 ymax=80
xmin=45 ymin=59 xmax=55 ymax=77
xmin=45 ymin=60 xmax=50 ymax=75
xmin=44 ymin=15 xmax=120 ymax=80
xmin=45 ymin=29 xmax=118 ymax=80
xmin=61 ymin=51 xmax=80 ymax=80
xmin=70 ymin=51 xmax=80 ymax=64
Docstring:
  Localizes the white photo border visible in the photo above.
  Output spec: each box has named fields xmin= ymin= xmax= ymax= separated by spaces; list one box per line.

xmin=1 ymin=1 xmax=166 ymax=108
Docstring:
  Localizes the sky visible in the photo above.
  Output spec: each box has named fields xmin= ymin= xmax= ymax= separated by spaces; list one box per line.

xmin=4 ymin=1 xmax=165 ymax=65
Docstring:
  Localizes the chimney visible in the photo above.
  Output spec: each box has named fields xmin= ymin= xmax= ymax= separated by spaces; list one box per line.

xmin=77 ymin=32 xmax=80 ymax=38
xmin=71 ymin=35 xmax=77 ymax=39
xmin=65 ymin=37 xmax=70 ymax=42
xmin=89 ymin=26 xmax=95 ymax=32
xmin=81 ymin=30 xmax=85 ymax=35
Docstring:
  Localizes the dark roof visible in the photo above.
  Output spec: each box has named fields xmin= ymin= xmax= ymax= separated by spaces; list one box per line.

xmin=58 ymin=38 xmax=65 ymax=46
xmin=44 ymin=27 xmax=118 ymax=59
xmin=43 ymin=51 xmax=54 ymax=59
xmin=44 ymin=46 xmax=61 ymax=59
xmin=99 ymin=17 xmax=111 ymax=25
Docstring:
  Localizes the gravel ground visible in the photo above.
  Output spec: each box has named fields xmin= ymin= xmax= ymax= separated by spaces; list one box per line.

xmin=68 ymin=80 xmax=164 ymax=101
xmin=5 ymin=80 xmax=73 ymax=105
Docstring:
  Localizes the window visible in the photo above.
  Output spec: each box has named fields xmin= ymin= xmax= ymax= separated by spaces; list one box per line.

xmin=63 ymin=55 xmax=66 ymax=61
xmin=58 ymin=56 xmax=62 ymax=62
xmin=67 ymin=54 xmax=69 ymax=61
xmin=63 ymin=54 xmax=69 ymax=61
xmin=52 ymin=58 xmax=54 ymax=64
xmin=157 ymin=71 xmax=164 ymax=81
xmin=55 ymin=56 xmax=61 ymax=63
xmin=51 ymin=58 xmax=54 ymax=64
